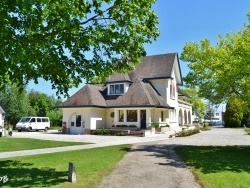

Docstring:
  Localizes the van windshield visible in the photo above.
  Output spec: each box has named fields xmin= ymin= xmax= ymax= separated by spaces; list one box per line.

xmin=19 ymin=118 xmax=31 ymax=123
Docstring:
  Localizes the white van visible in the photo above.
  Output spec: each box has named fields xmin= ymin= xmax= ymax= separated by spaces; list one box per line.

xmin=16 ymin=117 xmax=50 ymax=132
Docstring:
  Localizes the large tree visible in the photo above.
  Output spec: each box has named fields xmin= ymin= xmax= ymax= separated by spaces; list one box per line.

xmin=0 ymin=0 xmax=159 ymax=96
xmin=180 ymin=12 xmax=250 ymax=108
xmin=0 ymin=84 xmax=32 ymax=126
xmin=183 ymin=88 xmax=206 ymax=120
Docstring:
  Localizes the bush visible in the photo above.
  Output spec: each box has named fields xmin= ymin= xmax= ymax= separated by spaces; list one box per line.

xmin=114 ymin=132 xmax=126 ymax=136
xmin=116 ymin=125 xmax=128 ymax=127
xmin=224 ymin=96 xmax=243 ymax=127
xmin=175 ymin=128 xmax=200 ymax=137
xmin=129 ymin=125 xmax=137 ymax=128
xmin=151 ymin=122 xmax=159 ymax=128
xmin=93 ymin=129 xmax=111 ymax=135
xmin=161 ymin=124 xmax=170 ymax=127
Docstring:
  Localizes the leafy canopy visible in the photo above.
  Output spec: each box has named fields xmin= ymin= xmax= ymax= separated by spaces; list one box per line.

xmin=183 ymin=88 xmax=206 ymax=119
xmin=180 ymin=12 xmax=250 ymax=107
xmin=0 ymin=0 xmax=159 ymax=96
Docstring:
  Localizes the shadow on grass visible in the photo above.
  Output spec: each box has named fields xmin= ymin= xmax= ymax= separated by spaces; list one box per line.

xmin=175 ymin=146 xmax=250 ymax=174
xmin=0 ymin=160 xmax=67 ymax=187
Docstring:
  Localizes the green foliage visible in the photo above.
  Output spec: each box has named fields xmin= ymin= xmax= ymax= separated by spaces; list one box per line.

xmin=93 ymin=129 xmax=111 ymax=135
xmin=0 ymin=0 xmax=159 ymax=96
xmin=128 ymin=125 xmax=137 ymax=128
xmin=114 ymin=132 xmax=126 ymax=136
xmin=175 ymin=128 xmax=200 ymax=137
xmin=176 ymin=146 xmax=250 ymax=188
xmin=0 ymin=84 xmax=63 ymax=127
xmin=46 ymin=110 xmax=62 ymax=126
xmin=0 ymin=84 xmax=32 ymax=126
xmin=116 ymin=125 xmax=128 ymax=127
xmin=151 ymin=122 xmax=160 ymax=128
xmin=183 ymin=88 xmax=207 ymax=119
xmin=180 ymin=12 xmax=250 ymax=107
xmin=161 ymin=124 xmax=170 ymax=127
xmin=224 ymin=96 xmax=243 ymax=127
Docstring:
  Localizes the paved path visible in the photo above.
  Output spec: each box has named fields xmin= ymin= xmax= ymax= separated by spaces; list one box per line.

xmin=1 ymin=127 xmax=250 ymax=188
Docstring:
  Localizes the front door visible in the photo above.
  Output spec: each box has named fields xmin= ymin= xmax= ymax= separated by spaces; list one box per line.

xmin=140 ymin=110 xmax=146 ymax=129
xmin=70 ymin=114 xmax=84 ymax=134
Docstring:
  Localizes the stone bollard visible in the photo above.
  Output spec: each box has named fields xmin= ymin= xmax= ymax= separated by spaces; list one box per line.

xmin=68 ymin=162 xmax=76 ymax=183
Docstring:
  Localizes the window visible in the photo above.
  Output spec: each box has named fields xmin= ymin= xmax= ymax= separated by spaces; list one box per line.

xmin=37 ymin=118 xmax=41 ymax=122
xmin=170 ymin=80 xmax=176 ymax=99
xmin=31 ymin=118 xmax=36 ymax=123
xmin=119 ymin=110 xmax=124 ymax=122
xmin=42 ymin=118 xmax=49 ymax=122
xmin=127 ymin=110 xmax=137 ymax=122
xmin=216 ymin=113 xmax=219 ymax=116
xmin=110 ymin=84 xmax=124 ymax=95
xmin=161 ymin=111 xmax=164 ymax=122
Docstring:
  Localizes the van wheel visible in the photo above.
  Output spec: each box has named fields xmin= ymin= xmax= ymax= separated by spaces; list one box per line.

xmin=18 ymin=130 xmax=21 ymax=132
xmin=44 ymin=127 xmax=48 ymax=132
xmin=28 ymin=127 xmax=32 ymax=132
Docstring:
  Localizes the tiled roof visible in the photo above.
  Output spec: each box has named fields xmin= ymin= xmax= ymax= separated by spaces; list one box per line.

xmin=60 ymin=84 xmax=107 ymax=107
xmin=59 ymin=53 xmax=178 ymax=108
xmin=106 ymin=73 xmax=132 ymax=83
xmin=128 ymin=53 xmax=176 ymax=81
xmin=107 ymin=80 xmax=171 ymax=108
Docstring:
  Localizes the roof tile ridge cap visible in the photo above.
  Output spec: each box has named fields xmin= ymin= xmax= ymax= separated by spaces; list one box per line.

xmin=140 ymin=81 xmax=154 ymax=105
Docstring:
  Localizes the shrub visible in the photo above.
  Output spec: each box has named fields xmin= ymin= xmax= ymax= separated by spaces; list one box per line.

xmin=175 ymin=128 xmax=200 ymax=137
xmin=114 ymin=132 xmax=126 ymax=136
xmin=161 ymin=124 xmax=170 ymax=127
xmin=224 ymin=96 xmax=243 ymax=127
xmin=129 ymin=125 xmax=137 ymax=128
xmin=116 ymin=125 xmax=128 ymax=127
xmin=151 ymin=122 xmax=159 ymax=128
xmin=93 ymin=129 xmax=111 ymax=135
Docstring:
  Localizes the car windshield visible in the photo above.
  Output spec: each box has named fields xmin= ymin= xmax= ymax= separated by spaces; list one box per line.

xmin=19 ymin=118 xmax=31 ymax=123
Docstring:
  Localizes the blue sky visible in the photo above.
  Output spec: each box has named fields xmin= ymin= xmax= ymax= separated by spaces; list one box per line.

xmin=28 ymin=0 xmax=250 ymax=98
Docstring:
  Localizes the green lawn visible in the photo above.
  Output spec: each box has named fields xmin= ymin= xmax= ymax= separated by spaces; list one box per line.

xmin=0 ymin=137 xmax=90 ymax=152
xmin=0 ymin=144 xmax=130 ymax=188
xmin=244 ymin=128 xmax=250 ymax=134
xmin=176 ymin=146 xmax=250 ymax=188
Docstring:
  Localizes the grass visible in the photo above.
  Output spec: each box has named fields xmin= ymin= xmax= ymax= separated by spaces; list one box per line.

xmin=175 ymin=146 xmax=250 ymax=188
xmin=0 ymin=137 xmax=89 ymax=152
xmin=244 ymin=127 xmax=250 ymax=134
xmin=0 ymin=144 xmax=130 ymax=188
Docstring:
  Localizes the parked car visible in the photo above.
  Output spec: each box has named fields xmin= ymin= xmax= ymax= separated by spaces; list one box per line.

xmin=16 ymin=117 xmax=50 ymax=132
xmin=213 ymin=121 xmax=225 ymax=126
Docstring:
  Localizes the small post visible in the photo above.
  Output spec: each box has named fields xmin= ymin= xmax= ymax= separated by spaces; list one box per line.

xmin=68 ymin=162 xmax=76 ymax=183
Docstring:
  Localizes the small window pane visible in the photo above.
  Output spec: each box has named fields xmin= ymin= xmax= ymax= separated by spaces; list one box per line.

xmin=110 ymin=85 xmax=114 ymax=94
xmin=119 ymin=84 xmax=124 ymax=94
xmin=119 ymin=110 xmax=124 ymax=122
xmin=115 ymin=85 xmax=119 ymax=94
xmin=127 ymin=110 xmax=137 ymax=122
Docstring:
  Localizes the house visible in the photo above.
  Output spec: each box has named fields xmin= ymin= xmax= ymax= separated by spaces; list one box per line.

xmin=57 ymin=53 xmax=193 ymax=134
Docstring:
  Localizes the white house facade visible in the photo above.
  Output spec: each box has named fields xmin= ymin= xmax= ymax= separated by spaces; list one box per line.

xmin=57 ymin=53 xmax=193 ymax=134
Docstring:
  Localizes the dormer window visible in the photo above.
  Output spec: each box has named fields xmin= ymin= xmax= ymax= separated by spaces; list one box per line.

xmin=110 ymin=84 xmax=124 ymax=95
